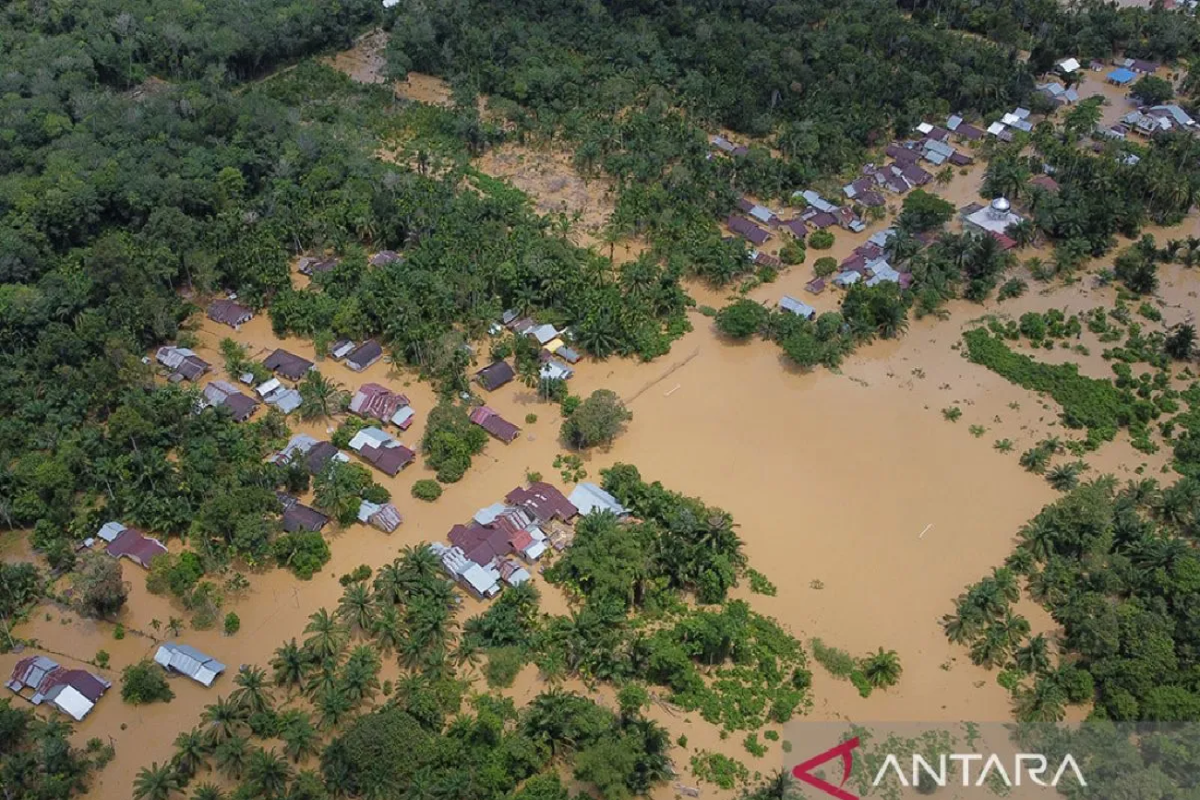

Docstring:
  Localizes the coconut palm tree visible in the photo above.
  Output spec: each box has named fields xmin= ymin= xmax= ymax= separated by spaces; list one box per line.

xmin=1014 ymin=634 xmax=1052 ymax=675
xmin=316 ymin=684 xmax=353 ymax=731
xmin=297 ymin=371 xmax=348 ymax=422
xmin=271 ymin=639 xmax=310 ymax=692
xmin=303 ymin=608 xmax=348 ymax=662
xmin=213 ymin=735 xmax=250 ymax=781
xmin=230 ymin=665 xmax=274 ymax=716
xmin=752 ymin=769 xmax=800 ymax=800
xmin=341 ymin=646 xmax=381 ymax=705
xmin=337 ymin=583 xmax=377 ymax=634
xmin=171 ymin=728 xmax=211 ymax=778
xmin=860 ymin=648 xmax=903 ymax=689
xmin=372 ymin=560 xmax=405 ymax=606
xmin=1047 ymin=462 xmax=1082 ymax=491
xmin=245 ymin=748 xmax=293 ymax=799
xmin=278 ymin=711 xmax=320 ymax=764
xmin=189 ymin=783 xmax=225 ymax=800
xmin=1014 ymin=677 xmax=1067 ymax=722
xmin=133 ymin=763 xmax=181 ymax=800
xmin=369 ymin=605 xmax=404 ymax=654
xmin=201 ymin=696 xmax=247 ymax=747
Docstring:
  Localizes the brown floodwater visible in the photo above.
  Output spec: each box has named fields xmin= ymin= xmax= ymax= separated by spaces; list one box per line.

xmin=6 ymin=73 xmax=1200 ymax=800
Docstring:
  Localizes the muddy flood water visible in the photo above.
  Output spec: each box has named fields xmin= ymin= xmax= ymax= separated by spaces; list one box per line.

xmin=6 ymin=45 xmax=1200 ymax=800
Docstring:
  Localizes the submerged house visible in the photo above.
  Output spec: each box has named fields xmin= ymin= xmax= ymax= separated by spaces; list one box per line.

xmin=345 ymin=340 xmax=383 ymax=372
xmin=476 ymin=361 xmax=515 ymax=391
xmin=568 ymin=482 xmax=629 ymax=518
xmin=101 ymin=523 xmax=167 ymax=569
xmin=349 ymin=383 xmax=413 ymax=429
xmin=505 ymin=482 xmax=578 ymax=524
xmin=153 ymin=643 xmax=226 ymax=687
xmin=6 ymin=656 xmax=111 ymax=721
xmin=269 ymin=434 xmax=348 ymax=474
xmin=726 ymin=215 xmax=771 ymax=245
xmin=262 ymin=349 xmax=314 ymax=381
xmin=278 ymin=494 xmax=329 ymax=533
xmin=155 ymin=346 xmax=210 ymax=383
xmin=780 ymin=295 xmax=816 ymax=320
xmin=357 ymin=500 xmax=403 ymax=533
xmin=207 ymin=299 xmax=253 ymax=329
xmin=469 ymin=406 xmax=520 ymax=443
xmin=202 ymin=380 xmax=260 ymax=422
xmin=347 ymin=427 xmax=415 ymax=476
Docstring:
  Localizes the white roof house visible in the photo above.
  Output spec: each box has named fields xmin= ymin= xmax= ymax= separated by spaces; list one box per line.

xmin=473 ymin=502 xmax=509 ymax=526
xmin=865 ymin=259 xmax=902 ymax=286
xmin=834 ymin=271 xmax=862 ymax=288
xmin=154 ymin=643 xmax=226 ymax=687
xmin=780 ymin=296 xmax=816 ymax=319
xmin=748 ymin=204 xmax=777 ymax=224
xmin=391 ymin=406 xmax=415 ymax=428
xmin=44 ymin=684 xmax=95 ymax=721
xmin=529 ymin=324 xmax=558 ymax=345
xmin=540 ymin=359 xmax=574 ymax=382
xmin=795 ymin=190 xmax=838 ymax=214
xmin=568 ymin=483 xmax=629 ymax=517
xmin=255 ymin=378 xmax=282 ymax=398
xmin=1058 ymin=57 xmax=1080 ymax=73
xmin=97 ymin=522 xmax=126 ymax=543
xmin=986 ymin=121 xmax=1006 ymax=137
xmin=348 ymin=427 xmax=394 ymax=452
xmin=461 ymin=563 xmax=502 ymax=598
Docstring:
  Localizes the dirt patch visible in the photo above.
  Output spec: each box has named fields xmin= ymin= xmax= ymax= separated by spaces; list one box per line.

xmin=324 ymin=28 xmax=390 ymax=85
xmin=477 ymin=143 xmax=618 ymax=244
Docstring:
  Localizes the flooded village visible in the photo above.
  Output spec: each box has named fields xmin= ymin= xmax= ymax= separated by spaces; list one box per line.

xmin=4 ymin=24 xmax=1200 ymax=800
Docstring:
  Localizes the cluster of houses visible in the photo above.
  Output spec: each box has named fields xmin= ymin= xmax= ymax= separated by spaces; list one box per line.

xmin=1107 ymin=57 xmax=1159 ymax=87
xmin=987 ymin=107 xmax=1035 ymax=142
xmin=347 ymin=426 xmax=415 ymax=476
xmin=329 ymin=339 xmax=383 ymax=372
xmin=497 ymin=311 xmax=581 ymax=372
xmin=7 ymin=641 xmax=226 ymax=722
xmin=724 ymin=192 xmax=867 ymax=250
xmin=1119 ymin=104 xmax=1197 ymax=137
xmin=432 ymin=480 xmax=628 ymax=599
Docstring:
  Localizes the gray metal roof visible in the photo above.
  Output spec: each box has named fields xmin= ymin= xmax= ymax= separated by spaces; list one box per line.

xmin=154 ymin=643 xmax=226 ymax=686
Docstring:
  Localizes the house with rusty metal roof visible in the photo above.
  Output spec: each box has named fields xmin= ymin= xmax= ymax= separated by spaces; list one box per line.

xmin=7 ymin=655 xmax=111 ymax=721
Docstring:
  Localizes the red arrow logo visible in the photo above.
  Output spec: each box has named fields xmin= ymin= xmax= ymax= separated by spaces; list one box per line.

xmin=792 ymin=736 xmax=861 ymax=800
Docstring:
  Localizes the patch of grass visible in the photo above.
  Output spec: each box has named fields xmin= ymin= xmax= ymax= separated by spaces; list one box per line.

xmin=942 ymin=406 xmax=962 ymax=422
xmin=969 ymin=424 xmax=986 ymax=437
xmin=747 ymin=569 xmax=777 ymax=596
xmin=994 ymin=438 xmax=1014 ymax=453
xmin=743 ymin=733 xmax=768 ymax=757
xmin=691 ymin=751 xmax=749 ymax=790
xmin=810 ymin=638 xmax=856 ymax=678
xmin=483 ymin=646 xmax=524 ymax=688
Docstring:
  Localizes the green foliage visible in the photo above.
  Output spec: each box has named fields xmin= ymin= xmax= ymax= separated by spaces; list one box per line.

xmin=121 ymin=660 xmax=175 ymax=705
xmin=422 ymin=403 xmax=488 ymax=482
xmin=963 ymin=328 xmax=1143 ymax=443
xmin=0 ymin=698 xmax=104 ymax=798
xmin=690 ymin=751 xmax=749 ymax=790
xmin=743 ymin=732 xmax=768 ymax=757
xmin=272 ymin=531 xmax=331 ymax=579
xmin=747 ymin=569 xmax=777 ymax=597
xmin=942 ymin=406 xmax=962 ymax=422
xmin=561 ymin=390 xmax=632 ymax=449
xmin=484 ymin=647 xmax=526 ymax=688
xmin=0 ymin=562 xmax=42 ymax=622
xmin=314 ymin=461 xmax=389 ymax=525
xmin=411 ymin=479 xmax=443 ymax=502
xmin=810 ymin=638 xmax=857 ymax=679
xmin=72 ymin=555 xmax=128 ymax=619
xmin=224 ymin=612 xmax=241 ymax=636
xmin=779 ymin=240 xmax=807 ymax=266
xmin=808 ymin=230 xmax=835 ymax=250
xmin=813 ymin=257 xmax=838 ymax=278
xmin=1131 ymin=75 xmax=1174 ymax=105
xmin=715 ymin=300 xmax=769 ymax=340
xmin=898 ymin=189 xmax=955 ymax=233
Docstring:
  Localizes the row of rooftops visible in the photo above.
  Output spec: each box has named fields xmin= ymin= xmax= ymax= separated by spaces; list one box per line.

xmin=434 ymin=481 xmax=628 ymax=599
xmin=8 ymin=642 xmax=224 ymax=721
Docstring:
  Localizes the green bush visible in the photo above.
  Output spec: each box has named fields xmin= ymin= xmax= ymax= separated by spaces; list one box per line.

xmin=808 ymin=229 xmax=835 ymax=250
xmin=412 ymin=479 xmax=443 ymax=502
xmin=121 ymin=660 xmax=174 ymax=705
xmin=780 ymin=239 xmax=806 ymax=265
xmin=483 ymin=646 xmax=524 ymax=687
xmin=813 ymin=256 xmax=838 ymax=277
xmin=715 ymin=299 xmax=768 ymax=339
xmin=223 ymin=612 xmax=240 ymax=635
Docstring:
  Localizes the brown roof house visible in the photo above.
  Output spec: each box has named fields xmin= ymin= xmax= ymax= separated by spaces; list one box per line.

xmin=155 ymin=346 xmax=210 ymax=383
xmin=505 ymin=482 xmax=578 ymax=524
xmin=207 ymin=299 xmax=253 ymax=329
xmin=347 ymin=426 xmax=415 ymax=476
xmin=349 ymin=383 xmax=413 ymax=429
xmin=263 ymin=349 xmax=315 ymax=381
xmin=469 ymin=406 xmax=520 ymax=443
xmin=345 ymin=340 xmax=383 ymax=372
xmin=726 ymin=215 xmax=771 ymax=246
xmin=7 ymin=656 xmax=111 ymax=721
xmin=202 ymin=380 xmax=260 ymax=422
xmin=100 ymin=522 xmax=168 ymax=569
xmin=269 ymin=434 xmax=349 ymax=474
xmin=476 ymin=361 xmax=515 ymax=391
xmin=278 ymin=494 xmax=329 ymax=533
xmin=357 ymin=500 xmax=403 ymax=533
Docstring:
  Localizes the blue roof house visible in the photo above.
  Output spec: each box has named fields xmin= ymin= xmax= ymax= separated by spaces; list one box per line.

xmin=1108 ymin=68 xmax=1136 ymax=86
